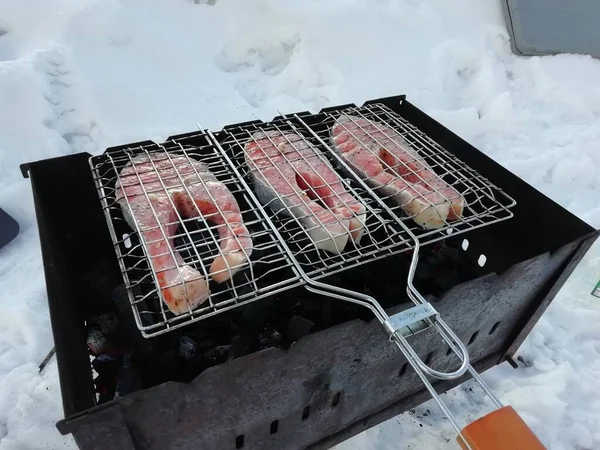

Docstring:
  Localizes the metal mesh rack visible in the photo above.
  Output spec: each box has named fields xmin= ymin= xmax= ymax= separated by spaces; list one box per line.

xmin=89 ymin=102 xmax=516 ymax=339
xmin=89 ymin=134 xmax=301 ymax=337
xmin=292 ymin=102 xmax=517 ymax=246
xmin=215 ymin=121 xmax=415 ymax=281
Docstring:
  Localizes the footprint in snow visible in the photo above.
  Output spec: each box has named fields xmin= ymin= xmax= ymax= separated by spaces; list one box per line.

xmin=214 ymin=28 xmax=300 ymax=108
xmin=234 ymin=78 xmax=268 ymax=108
xmin=35 ymin=46 xmax=103 ymax=155
xmin=214 ymin=32 xmax=300 ymax=75
xmin=0 ymin=27 xmax=17 ymax=62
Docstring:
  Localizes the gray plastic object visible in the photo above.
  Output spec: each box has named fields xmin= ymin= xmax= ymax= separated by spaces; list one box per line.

xmin=0 ymin=207 xmax=19 ymax=250
xmin=502 ymin=0 xmax=600 ymax=58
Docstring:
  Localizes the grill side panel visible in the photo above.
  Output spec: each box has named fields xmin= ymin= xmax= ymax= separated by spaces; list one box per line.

xmin=22 ymin=153 xmax=112 ymax=417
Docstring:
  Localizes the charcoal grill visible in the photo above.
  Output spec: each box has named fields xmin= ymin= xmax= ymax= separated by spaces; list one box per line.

xmin=21 ymin=95 xmax=598 ymax=450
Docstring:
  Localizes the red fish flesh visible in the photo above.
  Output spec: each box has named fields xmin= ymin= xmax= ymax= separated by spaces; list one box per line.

xmin=330 ymin=115 xmax=464 ymax=229
xmin=244 ymin=130 xmax=367 ymax=254
xmin=116 ymin=152 xmax=252 ymax=315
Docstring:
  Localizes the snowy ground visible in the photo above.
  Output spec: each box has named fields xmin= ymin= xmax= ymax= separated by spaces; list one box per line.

xmin=1 ymin=0 xmax=600 ymax=448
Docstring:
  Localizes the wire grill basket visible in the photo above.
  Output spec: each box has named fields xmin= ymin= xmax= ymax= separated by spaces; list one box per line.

xmin=293 ymin=102 xmax=516 ymax=245
xmin=90 ymin=102 xmax=516 ymax=338
xmin=89 ymin=134 xmax=301 ymax=337
xmin=217 ymin=120 xmax=414 ymax=280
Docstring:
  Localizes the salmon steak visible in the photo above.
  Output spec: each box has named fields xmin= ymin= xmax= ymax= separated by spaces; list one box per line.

xmin=244 ymin=130 xmax=367 ymax=254
xmin=115 ymin=152 xmax=253 ymax=315
xmin=330 ymin=114 xmax=465 ymax=229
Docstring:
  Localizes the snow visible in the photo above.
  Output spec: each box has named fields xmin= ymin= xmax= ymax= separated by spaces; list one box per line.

xmin=1 ymin=0 xmax=599 ymax=448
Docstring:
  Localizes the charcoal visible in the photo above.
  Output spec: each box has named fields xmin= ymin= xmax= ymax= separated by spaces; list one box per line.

xmin=287 ymin=316 xmax=316 ymax=342
xmin=92 ymin=353 xmax=122 ymax=380
xmin=141 ymin=349 xmax=181 ymax=387
xmin=87 ymin=326 xmax=110 ymax=355
xmin=92 ymin=353 xmax=122 ymax=404
xmin=205 ymin=345 xmax=234 ymax=359
xmin=111 ymin=285 xmax=156 ymax=361
xmin=434 ymin=247 xmax=459 ymax=266
xmin=290 ymin=295 xmax=324 ymax=326
xmin=178 ymin=336 xmax=197 ymax=360
xmin=228 ymin=333 xmax=256 ymax=360
xmin=240 ymin=302 xmax=268 ymax=328
xmin=189 ymin=313 xmax=238 ymax=337
xmin=331 ymin=302 xmax=361 ymax=325
xmin=357 ymin=307 xmax=375 ymax=322
xmin=94 ymin=374 xmax=116 ymax=404
xmin=259 ymin=326 xmax=282 ymax=348
xmin=116 ymin=353 xmax=142 ymax=397
xmin=415 ymin=257 xmax=435 ymax=281
xmin=339 ymin=271 xmax=366 ymax=292
xmin=276 ymin=291 xmax=306 ymax=316
xmin=91 ymin=313 xmax=119 ymax=336
xmin=320 ymin=298 xmax=332 ymax=329
xmin=296 ymin=296 xmax=322 ymax=314
xmin=82 ymin=258 xmax=122 ymax=314
xmin=322 ymin=273 xmax=342 ymax=287
xmin=381 ymin=284 xmax=406 ymax=308
xmin=193 ymin=338 xmax=218 ymax=352
xmin=181 ymin=345 xmax=234 ymax=378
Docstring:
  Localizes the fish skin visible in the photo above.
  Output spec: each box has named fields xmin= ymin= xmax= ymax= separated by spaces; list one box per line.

xmin=330 ymin=114 xmax=464 ymax=229
xmin=116 ymin=152 xmax=252 ymax=315
xmin=244 ymin=130 xmax=367 ymax=254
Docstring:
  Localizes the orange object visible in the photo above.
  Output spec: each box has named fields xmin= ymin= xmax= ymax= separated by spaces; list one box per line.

xmin=457 ymin=406 xmax=546 ymax=450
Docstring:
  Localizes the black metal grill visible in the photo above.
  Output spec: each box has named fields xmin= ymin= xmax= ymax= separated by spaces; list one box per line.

xmin=20 ymin=95 xmax=597 ymax=450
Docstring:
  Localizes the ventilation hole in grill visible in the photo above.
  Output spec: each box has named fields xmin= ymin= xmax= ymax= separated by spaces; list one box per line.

xmin=270 ymin=420 xmax=279 ymax=434
xmin=302 ymin=405 xmax=311 ymax=420
xmin=424 ymin=352 xmax=434 ymax=365
xmin=123 ymin=233 xmax=132 ymax=249
xmin=446 ymin=228 xmax=454 ymax=235
xmin=468 ymin=331 xmax=479 ymax=346
xmin=235 ymin=435 xmax=244 ymax=449
xmin=489 ymin=322 xmax=501 ymax=335
xmin=478 ymin=254 xmax=487 ymax=267
xmin=399 ymin=362 xmax=408 ymax=377
xmin=332 ymin=392 xmax=341 ymax=407
xmin=446 ymin=346 xmax=453 ymax=356
xmin=461 ymin=239 xmax=469 ymax=251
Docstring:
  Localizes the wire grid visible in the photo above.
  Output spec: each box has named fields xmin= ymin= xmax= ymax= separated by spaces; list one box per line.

xmin=218 ymin=120 xmax=415 ymax=280
xmin=301 ymin=102 xmax=516 ymax=245
xmin=89 ymin=134 xmax=301 ymax=337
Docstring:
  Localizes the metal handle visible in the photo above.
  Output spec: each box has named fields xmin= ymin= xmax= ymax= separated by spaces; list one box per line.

xmin=303 ymin=271 xmax=472 ymax=381
xmin=304 ymin=278 xmax=471 ymax=381
xmin=393 ymin=326 xmax=470 ymax=380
